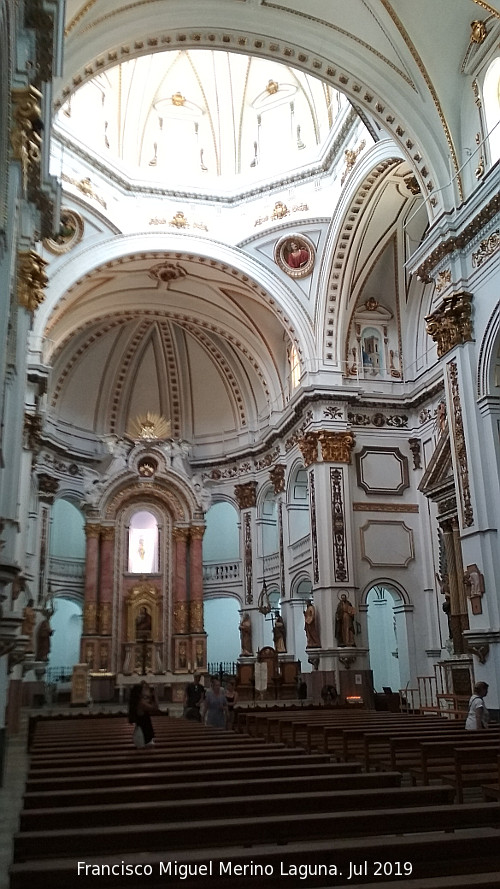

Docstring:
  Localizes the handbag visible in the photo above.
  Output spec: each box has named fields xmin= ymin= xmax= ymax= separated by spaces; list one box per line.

xmin=133 ymin=724 xmax=145 ymax=747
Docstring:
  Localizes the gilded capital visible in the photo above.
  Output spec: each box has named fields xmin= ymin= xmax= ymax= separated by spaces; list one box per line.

xmin=100 ymin=526 xmax=115 ymax=542
xmin=425 ymin=292 xmax=473 ymax=358
xmin=173 ymin=526 xmax=190 ymax=544
xmin=85 ymin=523 xmax=101 ymax=539
xmin=269 ymin=463 xmax=286 ymax=494
xmin=234 ymin=481 xmax=258 ymax=510
xmin=11 ymin=85 xmax=42 ymax=194
xmin=297 ymin=432 xmax=319 ymax=466
xmin=190 ymin=525 xmax=206 ymax=541
xmin=318 ymin=431 xmax=355 ymax=464
xmin=18 ymin=250 xmax=48 ymax=312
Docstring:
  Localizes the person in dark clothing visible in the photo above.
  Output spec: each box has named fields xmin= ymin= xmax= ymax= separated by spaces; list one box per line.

xmin=128 ymin=681 xmax=158 ymax=746
xmin=183 ymin=673 xmax=205 ymax=721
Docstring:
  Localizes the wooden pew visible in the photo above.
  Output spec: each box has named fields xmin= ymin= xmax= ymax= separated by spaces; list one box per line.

xmin=23 ymin=769 xmax=403 ymax=809
xmin=410 ymin=734 xmax=500 ymax=786
xmin=17 ymin=784 xmax=455 ymax=836
xmin=25 ymin=758 xmax=361 ymax=794
xmin=10 ymin=824 xmax=500 ymax=889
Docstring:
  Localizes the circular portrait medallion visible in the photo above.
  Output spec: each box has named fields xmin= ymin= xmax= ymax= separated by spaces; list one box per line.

xmin=274 ymin=234 xmax=315 ymax=278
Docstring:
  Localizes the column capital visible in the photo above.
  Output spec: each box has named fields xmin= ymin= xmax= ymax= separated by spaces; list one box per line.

xmin=234 ymin=481 xmax=257 ymax=509
xmin=424 ymin=291 xmax=473 ymax=358
xmin=85 ymin=523 xmax=101 ymax=539
xmin=269 ymin=463 xmax=286 ymax=494
xmin=297 ymin=431 xmax=318 ymax=466
xmin=172 ymin=526 xmax=190 ymax=543
xmin=318 ymin=430 xmax=355 ymax=463
xmin=190 ymin=525 xmax=206 ymax=541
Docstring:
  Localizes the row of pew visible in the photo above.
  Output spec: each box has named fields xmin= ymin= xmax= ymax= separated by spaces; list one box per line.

xmin=8 ymin=706 xmax=500 ymax=888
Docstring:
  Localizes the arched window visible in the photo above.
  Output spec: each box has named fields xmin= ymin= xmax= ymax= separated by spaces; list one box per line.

xmin=128 ymin=510 xmax=159 ymax=573
xmin=483 ymin=57 xmax=500 ymax=167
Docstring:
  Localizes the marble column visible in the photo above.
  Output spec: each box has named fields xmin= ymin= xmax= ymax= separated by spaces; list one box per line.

xmin=98 ymin=526 xmax=114 ymax=670
xmin=81 ymin=523 xmax=100 ymax=663
xmin=189 ymin=525 xmax=205 ymax=634
xmin=173 ymin=527 xmax=189 ymax=635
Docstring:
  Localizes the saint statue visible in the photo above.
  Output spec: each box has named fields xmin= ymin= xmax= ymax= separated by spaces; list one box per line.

xmin=273 ymin=612 xmax=286 ymax=652
xmin=335 ymin=593 xmax=356 ymax=647
xmin=304 ymin=599 xmax=321 ymax=648
xmin=135 ymin=606 xmax=152 ymax=640
xmin=239 ymin=613 xmax=253 ymax=656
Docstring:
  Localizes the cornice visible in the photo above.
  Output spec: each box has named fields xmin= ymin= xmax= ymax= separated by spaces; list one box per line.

xmin=411 ymin=168 xmax=500 ymax=282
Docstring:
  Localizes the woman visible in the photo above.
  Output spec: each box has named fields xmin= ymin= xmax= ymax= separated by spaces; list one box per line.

xmin=202 ymin=676 xmax=228 ymax=729
xmin=465 ymin=681 xmax=489 ymax=730
xmin=128 ymin=681 xmax=158 ymax=746
xmin=225 ymin=679 xmax=239 ymax=729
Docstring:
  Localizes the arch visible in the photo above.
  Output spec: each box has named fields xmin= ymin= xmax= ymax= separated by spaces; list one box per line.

xmin=483 ymin=56 xmax=500 ymax=167
xmin=478 ymin=296 xmax=500 ymax=400
xmin=359 ymin=577 xmax=412 ymax=608
xmin=362 ymin=578 xmax=414 ymax=694
xmin=35 ymin=234 xmax=317 ymax=377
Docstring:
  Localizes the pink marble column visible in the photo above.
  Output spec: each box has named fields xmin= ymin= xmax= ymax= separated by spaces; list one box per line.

xmin=98 ymin=526 xmax=115 ymax=637
xmin=173 ymin=527 xmax=189 ymax=634
xmin=189 ymin=525 xmax=205 ymax=634
xmin=81 ymin=524 xmax=100 ymax=660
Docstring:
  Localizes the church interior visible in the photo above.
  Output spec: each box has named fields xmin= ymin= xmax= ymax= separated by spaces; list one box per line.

xmin=1 ymin=0 xmax=500 ymax=882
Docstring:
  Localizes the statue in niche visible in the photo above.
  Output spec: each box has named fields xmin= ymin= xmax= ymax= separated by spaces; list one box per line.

xmin=239 ymin=613 xmax=253 ymax=656
xmin=273 ymin=612 xmax=286 ymax=652
xmin=135 ymin=606 xmax=152 ymax=640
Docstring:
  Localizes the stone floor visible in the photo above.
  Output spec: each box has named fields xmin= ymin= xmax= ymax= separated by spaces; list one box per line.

xmin=0 ymin=717 xmax=29 ymax=889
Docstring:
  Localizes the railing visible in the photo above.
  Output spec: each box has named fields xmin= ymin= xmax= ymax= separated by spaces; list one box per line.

xmin=207 ymin=662 xmax=238 ymax=682
xmin=203 ymin=561 xmax=241 ymax=584
xmin=289 ymin=534 xmax=311 ymax=563
xmin=49 ymin=556 xmax=85 ymax=578
xmin=46 ymin=667 xmax=73 ymax=683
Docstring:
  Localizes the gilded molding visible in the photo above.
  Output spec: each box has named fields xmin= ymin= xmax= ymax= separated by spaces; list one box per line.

xmin=330 ymin=468 xmax=348 ymax=583
xmin=83 ymin=602 xmax=97 ymax=635
xmin=416 ymin=192 xmax=500 ymax=282
xmin=425 ymin=292 xmax=473 ymax=358
xmin=173 ymin=601 xmax=188 ymax=635
xmin=353 ymin=502 xmax=419 ymax=513
xmin=99 ymin=603 xmax=112 ymax=635
xmin=448 ymin=360 xmax=474 ymax=528
xmin=189 ymin=601 xmax=204 ymax=634
xmin=472 ymin=230 xmax=500 ymax=268
xmin=17 ymin=250 xmax=48 ymax=312
xmin=318 ymin=431 xmax=355 ymax=464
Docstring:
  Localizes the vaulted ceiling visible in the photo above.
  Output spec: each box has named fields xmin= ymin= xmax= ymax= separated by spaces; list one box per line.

xmin=38 ymin=1 xmax=499 ymax=457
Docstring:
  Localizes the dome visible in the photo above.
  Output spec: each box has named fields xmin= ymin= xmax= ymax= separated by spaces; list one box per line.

xmin=56 ymin=49 xmax=348 ymax=193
